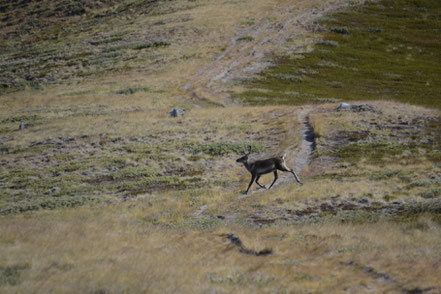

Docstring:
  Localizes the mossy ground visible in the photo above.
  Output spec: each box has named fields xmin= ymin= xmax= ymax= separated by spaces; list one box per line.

xmin=238 ymin=0 xmax=441 ymax=110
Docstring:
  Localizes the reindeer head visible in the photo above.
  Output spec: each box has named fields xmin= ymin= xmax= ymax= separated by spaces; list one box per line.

xmin=236 ymin=146 xmax=252 ymax=163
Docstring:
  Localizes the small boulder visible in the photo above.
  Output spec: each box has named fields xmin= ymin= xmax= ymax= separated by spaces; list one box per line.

xmin=357 ymin=104 xmax=381 ymax=113
xmin=18 ymin=122 xmax=28 ymax=130
xmin=170 ymin=108 xmax=185 ymax=117
xmin=336 ymin=102 xmax=352 ymax=111
xmin=337 ymin=103 xmax=381 ymax=113
xmin=50 ymin=187 xmax=61 ymax=194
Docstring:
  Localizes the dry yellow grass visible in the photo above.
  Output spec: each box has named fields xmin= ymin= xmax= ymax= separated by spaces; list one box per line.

xmin=1 ymin=0 xmax=441 ymax=293
xmin=1 ymin=200 xmax=440 ymax=293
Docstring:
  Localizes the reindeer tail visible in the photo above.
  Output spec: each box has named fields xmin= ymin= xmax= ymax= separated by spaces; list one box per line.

xmin=282 ymin=153 xmax=287 ymax=161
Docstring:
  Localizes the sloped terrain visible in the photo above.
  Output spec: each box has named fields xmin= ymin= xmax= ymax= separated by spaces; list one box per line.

xmin=0 ymin=0 xmax=440 ymax=293
xmin=238 ymin=0 xmax=441 ymax=109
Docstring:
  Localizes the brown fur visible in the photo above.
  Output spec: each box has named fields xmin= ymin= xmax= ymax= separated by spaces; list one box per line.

xmin=236 ymin=152 xmax=302 ymax=194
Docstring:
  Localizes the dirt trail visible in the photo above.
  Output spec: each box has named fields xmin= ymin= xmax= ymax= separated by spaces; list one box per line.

xmin=265 ymin=107 xmax=315 ymax=190
xmin=292 ymin=107 xmax=316 ymax=176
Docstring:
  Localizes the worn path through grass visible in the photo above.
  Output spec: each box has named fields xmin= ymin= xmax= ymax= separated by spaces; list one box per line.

xmin=1 ymin=0 xmax=441 ymax=293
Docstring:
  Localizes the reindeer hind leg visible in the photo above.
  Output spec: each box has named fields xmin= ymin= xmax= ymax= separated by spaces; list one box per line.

xmin=290 ymin=170 xmax=302 ymax=184
xmin=280 ymin=162 xmax=302 ymax=184
xmin=255 ymin=175 xmax=267 ymax=189
xmin=268 ymin=170 xmax=278 ymax=189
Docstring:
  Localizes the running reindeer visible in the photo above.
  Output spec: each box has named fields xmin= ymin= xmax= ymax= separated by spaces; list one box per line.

xmin=236 ymin=146 xmax=302 ymax=194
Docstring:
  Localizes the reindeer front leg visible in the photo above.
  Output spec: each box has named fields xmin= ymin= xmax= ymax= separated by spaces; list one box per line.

xmin=255 ymin=175 xmax=267 ymax=189
xmin=244 ymin=174 xmax=256 ymax=194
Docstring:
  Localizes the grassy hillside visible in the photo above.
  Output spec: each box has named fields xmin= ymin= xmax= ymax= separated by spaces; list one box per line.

xmin=0 ymin=0 xmax=440 ymax=293
xmin=238 ymin=0 xmax=441 ymax=109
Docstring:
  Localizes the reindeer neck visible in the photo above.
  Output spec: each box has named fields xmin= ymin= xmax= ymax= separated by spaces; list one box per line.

xmin=243 ymin=161 xmax=254 ymax=172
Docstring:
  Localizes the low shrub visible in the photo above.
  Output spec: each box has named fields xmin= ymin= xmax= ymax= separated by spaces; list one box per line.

xmin=331 ymin=26 xmax=349 ymax=34
xmin=317 ymin=40 xmax=339 ymax=47
xmin=115 ymin=86 xmax=149 ymax=95
xmin=188 ymin=142 xmax=264 ymax=156
xmin=237 ymin=36 xmax=254 ymax=42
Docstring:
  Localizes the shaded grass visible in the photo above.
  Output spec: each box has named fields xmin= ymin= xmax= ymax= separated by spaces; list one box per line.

xmin=0 ymin=0 xmax=174 ymax=95
xmin=238 ymin=0 xmax=441 ymax=110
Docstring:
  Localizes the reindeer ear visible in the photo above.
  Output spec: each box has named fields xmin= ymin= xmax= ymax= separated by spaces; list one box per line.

xmin=247 ymin=145 xmax=252 ymax=154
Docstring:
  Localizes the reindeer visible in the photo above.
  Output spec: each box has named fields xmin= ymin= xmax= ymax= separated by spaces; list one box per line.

xmin=236 ymin=146 xmax=302 ymax=194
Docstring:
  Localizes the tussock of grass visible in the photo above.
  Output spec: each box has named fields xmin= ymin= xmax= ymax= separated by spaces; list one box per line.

xmin=187 ymin=141 xmax=264 ymax=156
xmin=114 ymin=86 xmax=150 ymax=95
xmin=0 ymin=264 xmax=29 ymax=287
xmin=237 ymin=35 xmax=254 ymax=42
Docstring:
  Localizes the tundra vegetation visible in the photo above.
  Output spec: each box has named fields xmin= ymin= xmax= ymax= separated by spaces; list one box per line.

xmin=0 ymin=0 xmax=440 ymax=293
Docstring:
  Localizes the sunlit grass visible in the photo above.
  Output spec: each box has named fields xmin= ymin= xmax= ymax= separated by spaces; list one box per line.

xmin=0 ymin=195 xmax=440 ymax=293
xmin=0 ymin=0 xmax=441 ymax=292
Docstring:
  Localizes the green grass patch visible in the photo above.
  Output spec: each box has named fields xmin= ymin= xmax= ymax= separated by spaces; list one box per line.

xmin=115 ymin=176 xmax=198 ymax=194
xmin=186 ymin=141 xmax=264 ymax=156
xmin=104 ymin=41 xmax=170 ymax=52
xmin=408 ymin=199 xmax=441 ymax=214
xmin=237 ymin=36 xmax=254 ymax=42
xmin=327 ymin=142 xmax=411 ymax=164
xmin=238 ymin=0 xmax=441 ymax=110
xmin=369 ymin=170 xmax=405 ymax=181
xmin=1 ymin=114 xmax=43 ymax=123
xmin=0 ymin=196 xmax=100 ymax=215
xmin=0 ymin=264 xmax=30 ymax=286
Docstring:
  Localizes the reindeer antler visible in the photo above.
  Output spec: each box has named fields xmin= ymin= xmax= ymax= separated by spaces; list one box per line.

xmin=247 ymin=145 xmax=252 ymax=155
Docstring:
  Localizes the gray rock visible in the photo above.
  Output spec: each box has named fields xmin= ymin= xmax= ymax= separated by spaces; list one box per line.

xmin=50 ymin=187 xmax=61 ymax=194
xmin=18 ymin=122 xmax=28 ymax=130
xmin=357 ymin=104 xmax=380 ymax=113
xmin=336 ymin=102 xmax=352 ymax=111
xmin=170 ymin=108 xmax=185 ymax=117
xmin=337 ymin=103 xmax=381 ymax=113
